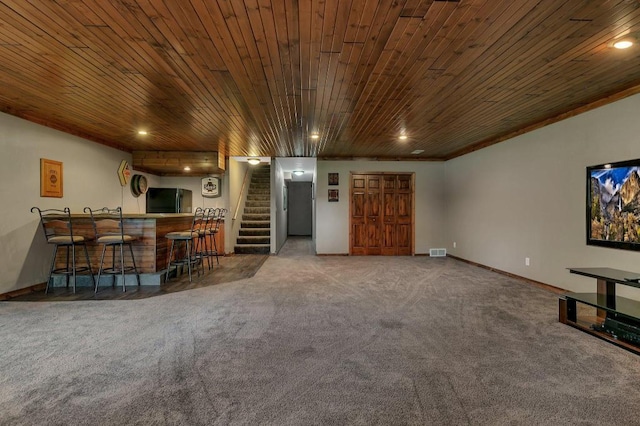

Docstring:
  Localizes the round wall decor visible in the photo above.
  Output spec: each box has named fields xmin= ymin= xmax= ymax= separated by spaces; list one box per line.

xmin=131 ymin=174 xmax=148 ymax=197
xmin=202 ymin=176 xmax=221 ymax=198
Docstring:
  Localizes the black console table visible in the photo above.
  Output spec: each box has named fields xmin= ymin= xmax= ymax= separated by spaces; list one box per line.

xmin=560 ymin=268 xmax=640 ymax=355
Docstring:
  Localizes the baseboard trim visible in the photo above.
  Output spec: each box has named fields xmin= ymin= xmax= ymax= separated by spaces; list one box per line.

xmin=447 ymin=254 xmax=568 ymax=295
xmin=0 ymin=282 xmax=47 ymax=301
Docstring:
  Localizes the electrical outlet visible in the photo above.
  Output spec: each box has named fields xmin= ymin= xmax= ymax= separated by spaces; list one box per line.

xmin=525 ymin=257 xmax=530 ymax=266
xmin=453 ymin=242 xmax=456 ymax=248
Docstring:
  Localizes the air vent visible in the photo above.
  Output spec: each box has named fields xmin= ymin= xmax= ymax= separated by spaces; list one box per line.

xmin=429 ymin=248 xmax=447 ymax=257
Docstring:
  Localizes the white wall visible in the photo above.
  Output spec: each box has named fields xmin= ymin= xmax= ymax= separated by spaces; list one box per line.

xmin=227 ymin=158 xmax=250 ymax=254
xmin=315 ymin=160 xmax=447 ymax=254
xmin=312 ymin=162 xmax=318 ymax=252
xmin=273 ymin=158 xmax=287 ymax=253
xmin=446 ymin=93 xmax=640 ymax=296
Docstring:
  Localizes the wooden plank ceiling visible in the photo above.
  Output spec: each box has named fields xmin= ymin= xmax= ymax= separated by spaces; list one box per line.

xmin=1 ymin=0 xmax=640 ymax=165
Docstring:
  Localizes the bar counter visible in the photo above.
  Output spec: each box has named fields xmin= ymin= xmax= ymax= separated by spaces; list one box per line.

xmin=56 ymin=213 xmax=224 ymax=274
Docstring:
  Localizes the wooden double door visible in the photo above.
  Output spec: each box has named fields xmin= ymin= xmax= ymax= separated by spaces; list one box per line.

xmin=350 ymin=173 xmax=413 ymax=255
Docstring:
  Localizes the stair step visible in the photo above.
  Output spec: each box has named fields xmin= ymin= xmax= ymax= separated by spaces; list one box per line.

xmin=241 ymin=221 xmax=270 ymax=228
xmin=242 ymin=213 xmax=270 ymax=221
xmin=235 ymin=244 xmax=270 ymax=254
xmin=245 ymin=201 xmax=270 ymax=208
xmin=247 ymin=195 xmax=270 ymax=201
xmin=236 ymin=165 xmax=271 ymax=254
xmin=237 ymin=236 xmax=270 ymax=244
xmin=244 ymin=207 xmax=270 ymax=214
xmin=239 ymin=228 xmax=270 ymax=236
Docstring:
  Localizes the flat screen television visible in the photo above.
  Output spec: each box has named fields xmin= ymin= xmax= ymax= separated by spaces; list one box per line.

xmin=587 ymin=159 xmax=640 ymax=251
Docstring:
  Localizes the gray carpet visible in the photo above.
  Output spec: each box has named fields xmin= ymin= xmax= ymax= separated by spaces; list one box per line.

xmin=1 ymin=241 xmax=640 ymax=425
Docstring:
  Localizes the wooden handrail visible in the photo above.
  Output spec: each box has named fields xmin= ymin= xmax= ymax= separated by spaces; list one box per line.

xmin=232 ymin=167 xmax=251 ymax=221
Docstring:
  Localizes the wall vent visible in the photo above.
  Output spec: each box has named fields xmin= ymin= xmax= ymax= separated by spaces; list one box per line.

xmin=429 ymin=248 xmax=447 ymax=257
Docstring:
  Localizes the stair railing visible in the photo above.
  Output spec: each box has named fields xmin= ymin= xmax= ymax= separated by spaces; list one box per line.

xmin=232 ymin=168 xmax=251 ymax=222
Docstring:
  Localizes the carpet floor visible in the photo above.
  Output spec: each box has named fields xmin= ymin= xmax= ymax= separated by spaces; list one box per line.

xmin=1 ymin=239 xmax=639 ymax=425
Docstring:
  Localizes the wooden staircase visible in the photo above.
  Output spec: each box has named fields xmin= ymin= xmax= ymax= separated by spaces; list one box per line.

xmin=235 ymin=165 xmax=271 ymax=254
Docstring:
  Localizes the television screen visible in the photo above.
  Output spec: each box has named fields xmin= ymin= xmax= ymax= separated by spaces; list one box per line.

xmin=587 ymin=159 xmax=640 ymax=251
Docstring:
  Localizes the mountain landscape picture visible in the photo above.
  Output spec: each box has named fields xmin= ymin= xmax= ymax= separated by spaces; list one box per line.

xmin=589 ymin=162 xmax=640 ymax=250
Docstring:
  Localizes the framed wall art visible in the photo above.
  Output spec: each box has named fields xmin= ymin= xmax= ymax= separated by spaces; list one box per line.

xmin=40 ymin=158 xmax=63 ymax=198
xmin=328 ymin=172 xmax=339 ymax=185
xmin=328 ymin=189 xmax=339 ymax=202
xmin=202 ymin=176 xmax=221 ymax=198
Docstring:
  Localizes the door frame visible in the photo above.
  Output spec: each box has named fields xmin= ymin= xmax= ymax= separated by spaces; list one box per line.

xmin=349 ymin=171 xmax=415 ymax=255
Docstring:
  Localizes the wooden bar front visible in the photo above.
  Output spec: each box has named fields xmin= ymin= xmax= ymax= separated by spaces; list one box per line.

xmin=54 ymin=214 xmax=225 ymax=274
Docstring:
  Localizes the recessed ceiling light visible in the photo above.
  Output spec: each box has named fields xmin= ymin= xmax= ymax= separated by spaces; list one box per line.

xmin=411 ymin=150 xmax=424 ymax=155
xmin=310 ymin=134 xmax=319 ymax=140
xmin=183 ymin=166 xmax=191 ymax=171
xmin=138 ymin=130 xmax=148 ymax=135
xmin=613 ymin=39 xmax=633 ymax=49
xmin=247 ymin=158 xmax=261 ymax=165
xmin=293 ymin=170 xmax=304 ymax=176
xmin=399 ymin=135 xmax=408 ymax=141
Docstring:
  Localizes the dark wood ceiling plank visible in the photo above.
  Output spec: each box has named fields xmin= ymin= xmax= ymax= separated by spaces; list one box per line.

xmin=2 ymin=1 xmax=640 ymax=161
xmin=347 ymin=0 xmax=524 ymax=151
xmin=0 ymin=4 xmax=175 ymax=148
xmin=428 ymin=2 xmax=640 ymax=155
xmin=345 ymin=1 xmax=459 ymax=145
xmin=350 ymin=0 xmax=592 ymax=158
xmin=423 ymin=1 xmax=613 ymax=123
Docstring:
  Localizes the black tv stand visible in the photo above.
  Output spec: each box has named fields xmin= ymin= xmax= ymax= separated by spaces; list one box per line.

xmin=560 ymin=268 xmax=640 ymax=355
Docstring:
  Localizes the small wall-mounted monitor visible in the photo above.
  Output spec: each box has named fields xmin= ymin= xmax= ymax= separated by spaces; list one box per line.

xmin=146 ymin=188 xmax=193 ymax=214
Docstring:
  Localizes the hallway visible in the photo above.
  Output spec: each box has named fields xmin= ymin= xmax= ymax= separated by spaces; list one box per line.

xmin=277 ymin=236 xmax=315 ymax=257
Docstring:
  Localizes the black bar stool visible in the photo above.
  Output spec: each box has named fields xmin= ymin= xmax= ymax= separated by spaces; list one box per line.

xmin=205 ymin=208 xmax=226 ymax=267
xmin=165 ymin=207 xmax=207 ymax=282
xmin=84 ymin=207 xmax=140 ymax=292
xmin=31 ymin=207 xmax=95 ymax=293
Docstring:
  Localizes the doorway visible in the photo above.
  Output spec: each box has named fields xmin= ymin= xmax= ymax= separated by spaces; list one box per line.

xmin=288 ymin=182 xmax=313 ymax=236
xmin=350 ymin=173 xmax=414 ymax=255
